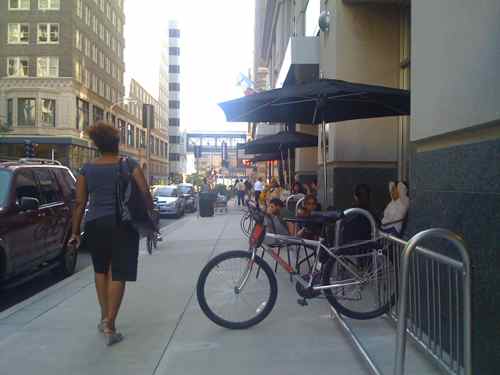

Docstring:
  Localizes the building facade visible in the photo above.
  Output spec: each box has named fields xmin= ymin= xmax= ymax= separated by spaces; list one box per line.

xmin=127 ymin=79 xmax=168 ymax=184
xmin=166 ymin=20 xmax=185 ymax=181
xmin=0 ymin=0 xmax=127 ymax=171
xmin=255 ymin=0 xmax=500 ymax=371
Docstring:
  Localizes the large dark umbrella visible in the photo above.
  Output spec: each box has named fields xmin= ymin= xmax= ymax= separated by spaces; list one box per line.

xmin=219 ymin=79 xmax=410 ymax=202
xmin=239 ymin=131 xmax=317 ymax=154
xmin=245 ymin=152 xmax=286 ymax=162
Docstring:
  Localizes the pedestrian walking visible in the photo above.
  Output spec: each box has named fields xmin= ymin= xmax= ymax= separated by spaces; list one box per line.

xmin=236 ymin=179 xmax=246 ymax=206
xmin=69 ymin=121 xmax=154 ymax=346
xmin=254 ymin=177 xmax=264 ymax=209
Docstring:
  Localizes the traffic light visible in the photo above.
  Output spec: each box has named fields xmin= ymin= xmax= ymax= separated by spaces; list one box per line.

xmin=24 ymin=140 xmax=35 ymax=158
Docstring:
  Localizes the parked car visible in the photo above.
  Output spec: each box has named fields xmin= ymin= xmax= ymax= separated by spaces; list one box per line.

xmin=177 ymin=183 xmax=197 ymax=212
xmin=152 ymin=185 xmax=185 ymax=218
xmin=0 ymin=158 xmax=78 ymax=286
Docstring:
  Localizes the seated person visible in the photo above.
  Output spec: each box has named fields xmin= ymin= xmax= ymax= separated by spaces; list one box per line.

xmin=340 ymin=184 xmax=378 ymax=244
xmin=294 ymin=194 xmax=322 ymax=239
xmin=381 ymin=181 xmax=409 ymax=236
xmin=263 ymin=198 xmax=289 ymax=245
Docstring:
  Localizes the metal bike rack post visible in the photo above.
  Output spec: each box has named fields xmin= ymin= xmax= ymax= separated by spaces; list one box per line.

xmin=394 ymin=228 xmax=471 ymax=375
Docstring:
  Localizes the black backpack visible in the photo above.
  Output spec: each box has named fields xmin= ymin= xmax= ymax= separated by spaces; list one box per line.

xmin=116 ymin=157 xmax=157 ymax=237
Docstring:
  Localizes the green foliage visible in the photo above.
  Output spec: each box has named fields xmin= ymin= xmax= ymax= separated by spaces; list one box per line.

xmin=185 ymin=173 xmax=204 ymax=189
xmin=213 ymin=184 xmax=229 ymax=196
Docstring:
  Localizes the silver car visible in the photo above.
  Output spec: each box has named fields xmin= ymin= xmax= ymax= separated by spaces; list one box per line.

xmin=153 ymin=185 xmax=185 ymax=218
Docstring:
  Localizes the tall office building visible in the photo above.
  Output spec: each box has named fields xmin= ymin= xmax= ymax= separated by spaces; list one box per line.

xmin=0 ymin=0 xmax=129 ymax=170
xmin=165 ymin=20 xmax=185 ymax=181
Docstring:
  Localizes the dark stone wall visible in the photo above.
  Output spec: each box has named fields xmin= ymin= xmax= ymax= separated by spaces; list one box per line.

xmin=407 ymin=137 xmax=500 ymax=374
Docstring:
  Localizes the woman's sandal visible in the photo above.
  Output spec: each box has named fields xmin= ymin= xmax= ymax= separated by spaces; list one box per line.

xmin=97 ymin=319 xmax=108 ymax=333
xmin=103 ymin=327 xmax=124 ymax=346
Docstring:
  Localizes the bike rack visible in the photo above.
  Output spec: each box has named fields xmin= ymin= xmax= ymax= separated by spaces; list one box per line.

xmin=327 ymin=212 xmax=471 ymax=375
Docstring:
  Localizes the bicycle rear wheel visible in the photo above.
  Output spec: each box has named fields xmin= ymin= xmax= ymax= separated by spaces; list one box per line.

xmin=322 ymin=250 xmax=396 ymax=320
xmin=197 ymin=250 xmax=278 ymax=329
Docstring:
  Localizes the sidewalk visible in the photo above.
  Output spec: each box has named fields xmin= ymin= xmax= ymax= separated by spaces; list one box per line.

xmin=0 ymin=207 xmax=440 ymax=375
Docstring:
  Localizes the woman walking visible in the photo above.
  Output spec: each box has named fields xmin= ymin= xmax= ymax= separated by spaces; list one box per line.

xmin=69 ymin=121 xmax=153 ymax=346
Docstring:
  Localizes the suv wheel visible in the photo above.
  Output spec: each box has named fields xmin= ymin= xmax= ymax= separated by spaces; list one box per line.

xmin=53 ymin=242 xmax=78 ymax=278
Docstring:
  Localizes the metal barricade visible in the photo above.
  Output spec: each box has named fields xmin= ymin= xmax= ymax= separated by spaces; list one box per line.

xmin=328 ymin=213 xmax=471 ymax=375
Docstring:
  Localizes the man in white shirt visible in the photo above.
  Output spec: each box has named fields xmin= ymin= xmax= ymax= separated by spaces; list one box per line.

xmin=254 ymin=177 xmax=264 ymax=208
xmin=236 ymin=179 xmax=246 ymax=206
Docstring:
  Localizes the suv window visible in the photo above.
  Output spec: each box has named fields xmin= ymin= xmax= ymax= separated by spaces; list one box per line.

xmin=33 ymin=168 xmax=62 ymax=205
xmin=53 ymin=168 xmax=76 ymax=198
xmin=15 ymin=169 xmax=41 ymax=203
xmin=0 ymin=171 xmax=12 ymax=207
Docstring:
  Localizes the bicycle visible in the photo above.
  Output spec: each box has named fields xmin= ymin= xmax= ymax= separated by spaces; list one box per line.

xmin=239 ymin=205 xmax=254 ymax=238
xmin=196 ymin=203 xmax=396 ymax=329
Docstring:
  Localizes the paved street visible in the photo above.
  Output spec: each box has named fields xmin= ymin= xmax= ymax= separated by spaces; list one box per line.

xmin=0 ymin=209 xmax=438 ymax=375
xmin=0 ymin=217 xmax=179 ymax=313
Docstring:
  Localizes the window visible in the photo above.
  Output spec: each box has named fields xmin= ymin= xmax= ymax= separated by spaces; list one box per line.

xmin=34 ymin=169 xmax=62 ymax=204
xmin=41 ymin=99 xmax=56 ymax=126
xmin=169 ymin=65 xmax=180 ymax=74
xmin=117 ymin=18 xmax=122 ymax=34
xmin=169 ymin=82 xmax=180 ymax=91
xmin=118 ymin=119 xmax=126 ymax=144
xmin=99 ymin=23 xmax=104 ymax=40
xmin=99 ymin=51 xmax=104 ymax=68
xmin=74 ymin=60 xmax=81 ymax=81
xmin=84 ymin=38 xmax=91 ymax=57
xmin=164 ymin=142 xmax=168 ymax=157
xmin=39 ymin=0 xmax=60 ymax=10
xmin=76 ymin=0 xmax=82 ymax=17
xmin=9 ymin=0 xmax=30 ymax=10
xmin=169 ymin=101 xmax=180 ymax=109
xmin=37 ymin=23 xmax=59 ymax=44
xmin=169 ymin=47 xmax=180 ymax=56
xmin=155 ymin=138 xmax=160 ymax=156
xmin=15 ymin=170 xmax=41 ymax=204
xmin=106 ymin=2 xmax=111 ymax=19
xmin=135 ymin=128 xmax=140 ymax=148
xmin=7 ymin=57 xmax=29 ymax=77
xmin=75 ymin=29 xmax=82 ymax=50
xmin=112 ymin=11 xmax=116 ymax=26
xmin=93 ymin=105 xmax=103 ymax=123
xmin=105 ymin=84 xmax=110 ymax=101
xmin=92 ymin=44 xmax=97 ymax=63
xmin=169 ymin=136 xmax=181 ymax=144
xmin=99 ymin=0 xmax=104 ymax=11
xmin=18 ymin=98 xmax=36 ymax=126
xmin=127 ymin=123 xmax=134 ymax=146
xmin=92 ymin=15 xmax=98 ymax=34
xmin=6 ymin=99 xmax=13 ymax=127
xmin=111 ymin=63 xmax=116 ymax=79
xmin=98 ymin=79 xmax=104 ymax=96
xmin=105 ymin=56 xmax=110 ymax=73
xmin=111 ymin=37 xmax=115 ymax=52
xmin=169 ymin=29 xmax=180 ymax=38
xmin=85 ymin=6 xmax=91 ymax=26
xmin=105 ymin=30 xmax=110 ymax=46
xmin=83 ymin=69 xmax=90 ymax=87
xmin=140 ymin=130 xmax=146 ymax=148
xmin=169 ymin=117 xmax=180 ymax=127
xmin=169 ymin=153 xmax=180 ymax=162
xmin=37 ymin=57 xmax=59 ymax=77
xmin=91 ymin=74 xmax=97 ymax=92
xmin=8 ymin=23 xmax=29 ymax=44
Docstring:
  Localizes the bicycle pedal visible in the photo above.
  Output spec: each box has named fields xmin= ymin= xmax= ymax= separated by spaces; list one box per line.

xmin=297 ymin=298 xmax=309 ymax=306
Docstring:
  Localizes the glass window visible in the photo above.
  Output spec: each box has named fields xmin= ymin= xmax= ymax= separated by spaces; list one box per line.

xmin=169 ymin=101 xmax=180 ymax=109
xmin=85 ymin=6 xmax=91 ymax=25
xmin=8 ymin=23 xmax=29 ymax=44
xmin=33 ymin=169 xmax=62 ymax=204
xmin=15 ymin=170 xmax=40 ymax=203
xmin=92 ymin=15 xmax=98 ymax=34
xmin=118 ymin=119 xmax=126 ymax=144
xmin=92 ymin=105 xmax=104 ymax=123
xmin=9 ymin=0 xmax=30 ymax=10
xmin=39 ymin=0 xmax=60 ymax=10
xmin=153 ymin=187 xmax=177 ymax=197
xmin=155 ymin=138 xmax=160 ymax=155
xmin=37 ymin=57 xmax=59 ymax=77
xmin=92 ymin=43 xmax=97 ymax=62
xmin=112 ymin=11 xmax=116 ymax=26
xmin=0 ymin=171 xmax=12 ymax=208
xmin=7 ymin=57 xmax=29 ymax=77
xmin=85 ymin=38 xmax=91 ymax=57
xmin=37 ymin=23 xmax=59 ymax=44
xmin=169 ymin=65 xmax=180 ymax=74
xmin=168 ymin=47 xmax=180 ymax=56
xmin=74 ymin=60 xmax=81 ymax=81
xmin=6 ymin=99 xmax=13 ymax=127
xmin=169 ymin=82 xmax=180 ymax=91
xmin=41 ymin=99 xmax=56 ymax=126
xmin=18 ymin=98 xmax=36 ymax=126
xmin=76 ymin=98 xmax=89 ymax=130
xmin=75 ymin=29 xmax=82 ymax=50
xmin=127 ymin=123 xmax=134 ymax=146
xmin=99 ymin=23 xmax=104 ymax=40
xmin=169 ymin=117 xmax=180 ymax=127
xmin=141 ymin=130 xmax=146 ymax=148
xmin=169 ymin=29 xmax=180 ymax=38
xmin=169 ymin=153 xmax=180 ymax=162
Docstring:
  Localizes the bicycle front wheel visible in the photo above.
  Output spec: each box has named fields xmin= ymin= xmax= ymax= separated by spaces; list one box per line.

xmin=322 ymin=251 xmax=396 ymax=320
xmin=197 ymin=250 xmax=278 ymax=329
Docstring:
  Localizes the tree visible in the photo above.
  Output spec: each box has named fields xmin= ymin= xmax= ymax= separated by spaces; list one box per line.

xmin=185 ymin=173 xmax=204 ymax=190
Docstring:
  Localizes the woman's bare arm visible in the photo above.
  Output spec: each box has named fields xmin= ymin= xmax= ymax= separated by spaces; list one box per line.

xmin=132 ymin=166 xmax=154 ymax=210
xmin=71 ymin=175 xmax=88 ymax=238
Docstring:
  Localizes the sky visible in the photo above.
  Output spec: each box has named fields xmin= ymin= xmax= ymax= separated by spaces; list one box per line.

xmin=124 ymin=0 xmax=255 ymax=133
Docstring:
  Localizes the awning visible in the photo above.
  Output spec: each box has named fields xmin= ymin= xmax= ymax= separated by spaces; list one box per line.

xmin=219 ymin=79 xmax=410 ymax=124
xmin=238 ymin=131 xmax=318 ymax=154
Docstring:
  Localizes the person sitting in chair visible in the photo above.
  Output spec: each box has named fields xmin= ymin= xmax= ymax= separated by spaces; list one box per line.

xmin=381 ymin=181 xmax=409 ymax=237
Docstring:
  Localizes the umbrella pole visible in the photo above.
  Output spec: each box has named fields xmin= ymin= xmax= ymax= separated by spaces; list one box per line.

xmin=280 ymin=149 xmax=286 ymax=188
xmin=287 ymin=148 xmax=292 ymax=190
xmin=321 ymin=121 xmax=328 ymax=205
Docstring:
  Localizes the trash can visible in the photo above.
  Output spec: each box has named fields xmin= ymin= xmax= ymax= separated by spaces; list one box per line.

xmin=199 ymin=192 xmax=216 ymax=217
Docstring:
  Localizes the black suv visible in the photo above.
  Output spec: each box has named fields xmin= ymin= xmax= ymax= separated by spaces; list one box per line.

xmin=0 ymin=158 xmax=77 ymax=286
